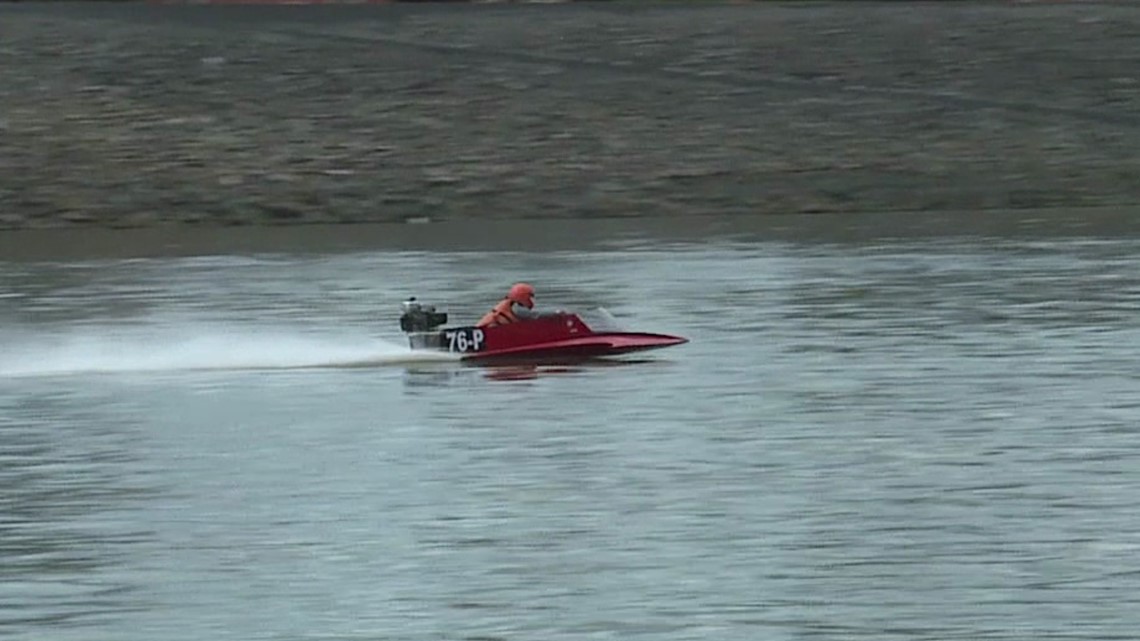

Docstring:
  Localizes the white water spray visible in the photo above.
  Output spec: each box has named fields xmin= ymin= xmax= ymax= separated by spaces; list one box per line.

xmin=0 ymin=324 xmax=458 ymax=378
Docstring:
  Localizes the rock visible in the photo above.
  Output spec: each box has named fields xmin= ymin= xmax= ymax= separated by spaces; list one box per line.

xmin=60 ymin=210 xmax=96 ymax=223
xmin=0 ymin=212 xmax=26 ymax=228
xmin=109 ymin=211 xmax=160 ymax=228
xmin=258 ymin=203 xmax=307 ymax=222
xmin=179 ymin=211 xmax=210 ymax=225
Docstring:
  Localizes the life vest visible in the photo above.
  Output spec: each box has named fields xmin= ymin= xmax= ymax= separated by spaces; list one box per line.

xmin=476 ymin=298 xmax=518 ymax=328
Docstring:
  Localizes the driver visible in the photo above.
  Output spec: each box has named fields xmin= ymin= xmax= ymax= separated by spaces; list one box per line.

xmin=477 ymin=282 xmax=537 ymax=328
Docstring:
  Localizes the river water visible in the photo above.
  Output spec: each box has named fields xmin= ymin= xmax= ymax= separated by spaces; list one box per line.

xmin=2 ymin=215 xmax=1140 ymax=641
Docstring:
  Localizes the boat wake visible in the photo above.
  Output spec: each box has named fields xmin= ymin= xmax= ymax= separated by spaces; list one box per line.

xmin=0 ymin=326 xmax=458 ymax=378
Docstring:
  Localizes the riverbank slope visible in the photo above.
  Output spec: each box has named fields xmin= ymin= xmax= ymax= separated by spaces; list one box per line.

xmin=1 ymin=1 xmax=1138 ymax=230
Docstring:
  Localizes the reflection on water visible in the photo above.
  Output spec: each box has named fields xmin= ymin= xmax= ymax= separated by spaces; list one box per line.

xmin=401 ymin=358 xmax=672 ymax=389
xmin=2 ymin=228 xmax=1140 ymax=640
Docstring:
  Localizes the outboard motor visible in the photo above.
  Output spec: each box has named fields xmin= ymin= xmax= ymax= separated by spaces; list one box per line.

xmin=399 ymin=298 xmax=448 ymax=333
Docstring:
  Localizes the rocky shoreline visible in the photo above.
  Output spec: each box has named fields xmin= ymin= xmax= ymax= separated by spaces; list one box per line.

xmin=1 ymin=1 xmax=1138 ymax=230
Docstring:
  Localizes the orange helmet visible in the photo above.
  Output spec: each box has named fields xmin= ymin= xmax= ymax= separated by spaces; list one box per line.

xmin=507 ymin=282 xmax=535 ymax=308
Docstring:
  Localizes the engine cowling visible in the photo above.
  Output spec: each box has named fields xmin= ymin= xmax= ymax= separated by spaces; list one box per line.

xmin=399 ymin=298 xmax=448 ymax=333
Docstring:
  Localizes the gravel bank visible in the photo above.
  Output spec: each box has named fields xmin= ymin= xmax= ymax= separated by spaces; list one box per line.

xmin=1 ymin=1 xmax=1138 ymax=229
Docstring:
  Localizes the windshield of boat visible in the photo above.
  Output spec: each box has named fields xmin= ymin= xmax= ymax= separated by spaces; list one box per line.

xmin=577 ymin=307 xmax=625 ymax=332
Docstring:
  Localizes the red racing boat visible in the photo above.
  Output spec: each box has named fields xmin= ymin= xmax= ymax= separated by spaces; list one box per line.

xmin=398 ymin=298 xmax=687 ymax=362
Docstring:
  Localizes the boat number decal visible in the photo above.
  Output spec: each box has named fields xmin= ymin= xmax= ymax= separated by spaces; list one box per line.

xmin=444 ymin=328 xmax=485 ymax=353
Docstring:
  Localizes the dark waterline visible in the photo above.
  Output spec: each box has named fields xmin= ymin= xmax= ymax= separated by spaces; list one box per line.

xmin=3 ymin=208 xmax=1140 ymax=262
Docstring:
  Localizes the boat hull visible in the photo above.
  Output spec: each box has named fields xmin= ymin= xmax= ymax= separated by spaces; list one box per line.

xmin=460 ymin=332 xmax=688 ymax=361
xmin=406 ymin=312 xmax=687 ymax=362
